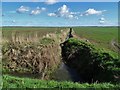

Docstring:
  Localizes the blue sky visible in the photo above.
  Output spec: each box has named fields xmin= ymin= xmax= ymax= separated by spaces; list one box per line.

xmin=2 ymin=0 xmax=120 ymax=2
xmin=2 ymin=2 xmax=118 ymax=26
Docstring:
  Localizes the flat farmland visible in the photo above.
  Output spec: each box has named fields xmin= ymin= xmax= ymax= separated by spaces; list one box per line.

xmin=2 ymin=26 xmax=119 ymax=53
xmin=73 ymin=27 xmax=118 ymax=53
xmin=2 ymin=27 xmax=65 ymax=40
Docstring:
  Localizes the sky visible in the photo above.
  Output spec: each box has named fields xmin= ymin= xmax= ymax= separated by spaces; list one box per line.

xmin=2 ymin=0 xmax=120 ymax=2
xmin=2 ymin=1 xmax=118 ymax=26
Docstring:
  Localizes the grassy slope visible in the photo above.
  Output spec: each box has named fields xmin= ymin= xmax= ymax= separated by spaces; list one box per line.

xmin=3 ymin=75 xmax=120 ymax=89
xmin=73 ymin=27 xmax=118 ymax=52
xmin=61 ymin=38 xmax=120 ymax=83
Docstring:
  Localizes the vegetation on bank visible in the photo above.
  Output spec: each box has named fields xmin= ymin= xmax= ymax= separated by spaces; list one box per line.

xmin=61 ymin=38 xmax=120 ymax=83
xmin=2 ymin=75 xmax=120 ymax=89
xmin=2 ymin=28 xmax=68 ymax=80
xmin=2 ymin=38 xmax=61 ymax=80
xmin=2 ymin=27 xmax=64 ymax=42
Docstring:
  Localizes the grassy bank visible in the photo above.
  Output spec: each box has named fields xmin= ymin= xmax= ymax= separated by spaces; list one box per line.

xmin=2 ymin=74 xmax=120 ymax=89
xmin=61 ymin=38 xmax=119 ymax=83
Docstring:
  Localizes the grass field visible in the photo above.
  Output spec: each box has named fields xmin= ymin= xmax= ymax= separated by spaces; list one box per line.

xmin=73 ymin=27 xmax=118 ymax=53
xmin=2 ymin=27 xmax=118 ymax=52
xmin=2 ymin=27 xmax=65 ymax=40
xmin=3 ymin=75 xmax=120 ymax=89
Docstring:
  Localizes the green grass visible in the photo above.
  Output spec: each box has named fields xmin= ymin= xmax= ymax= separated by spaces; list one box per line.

xmin=73 ymin=27 xmax=118 ymax=52
xmin=2 ymin=74 xmax=120 ymax=89
xmin=62 ymin=38 xmax=120 ymax=83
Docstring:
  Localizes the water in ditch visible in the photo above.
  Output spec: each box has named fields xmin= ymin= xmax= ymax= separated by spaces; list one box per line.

xmin=51 ymin=62 xmax=83 ymax=82
xmin=7 ymin=60 xmax=82 ymax=82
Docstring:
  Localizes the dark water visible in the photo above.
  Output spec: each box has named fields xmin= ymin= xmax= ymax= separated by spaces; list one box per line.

xmin=51 ymin=62 xmax=82 ymax=82
xmin=7 ymin=62 xmax=82 ymax=82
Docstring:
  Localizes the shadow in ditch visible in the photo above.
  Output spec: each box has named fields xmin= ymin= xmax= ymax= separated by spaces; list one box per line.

xmin=60 ymin=38 xmax=120 ymax=83
xmin=51 ymin=62 xmax=84 ymax=82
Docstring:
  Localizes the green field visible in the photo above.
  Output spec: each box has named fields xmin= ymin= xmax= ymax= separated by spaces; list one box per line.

xmin=73 ymin=27 xmax=118 ymax=52
xmin=2 ymin=26 xmax=119 ymax=89
xmin=2 ymin=27 xmax=118 ymax=52
xmin=3 ymin=75 xmax=120 ymax=89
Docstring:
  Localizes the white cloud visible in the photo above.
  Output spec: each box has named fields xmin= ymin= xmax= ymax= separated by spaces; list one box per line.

xmin=99 ymin=17 xmax=106 ymax=24
xmin=99 ymin=20 xmax=105 ymax=24
xmin=86 ymin=9 xmax=102 ymax=15
xmin=48 ymin=13 xmax=56 ymax=16
xmin=45 ymin=0 xmax=57 ymax=5
xmin=48 ymin=5 xmax=78 ymax=19
xmin=16 ymin=6 xmax=29 ymax=13
xmin=52 ymin=5 xmax=70 ymax=17
xmin=30 ymin=7 xmax=46 ymax=15
xmin=70 ymin=12 xmax=80 ymax=15
xmin=99 ymin=17 xmax=105 ymax=21
xmin=41 ymin=7 xmax=46 ymax=11
xmin=68 ymin=14 xmax=74 ymax=18
xmin=30 ymin=10 xmax=41 ymax=15
xmin=81 ymin=8 xmax=106 ymax=16
xmin=47 ymin=5 xmax=69 ymax=17
xmin=80 ymin=14 xmax=83 ymax=16
xmin=58 ymin=5 xmax=69 ymax=17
